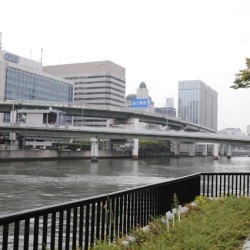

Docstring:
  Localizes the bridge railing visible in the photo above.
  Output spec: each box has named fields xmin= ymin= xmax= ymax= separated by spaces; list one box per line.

xmin=1 ymin=172 xmax=250 ymax=249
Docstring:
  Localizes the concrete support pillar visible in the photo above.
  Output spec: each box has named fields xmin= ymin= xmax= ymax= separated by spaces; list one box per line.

xmin=9 ymin=132 xmax=16 ymax=150
xmin=202 ymin=144 xmax=208 ymax=157
xmin=227 ymin=144 xmax=232 ymax=159
xmin=132 ymin=139 xmax=139 ymax=160
xmin=213 ymin=143 xmax=219 ymax=160
xmin=9 ymin=110 xmax=17 ymax=150
xmin=132 ymin=118 xmax=140 ymax=160
xmin=90 ymin=137 xmax=99 ymax=162
xmin=10 ymin=110 xmax=17 ymax=125
xmin=106 ymin=140 xmax=112 ymax=151
xmin=174 ymin=141 xmax=180 ymax=158
xmin=188 ymin=144 xmax=195 ymax=157
xmin=106 ymin=119 xmax=114 ymax=152
xmin=219 ymin=144 xmax=225 ymax=156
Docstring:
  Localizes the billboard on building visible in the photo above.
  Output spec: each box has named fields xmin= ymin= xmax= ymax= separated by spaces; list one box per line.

xmin=131 ymin=98 xmax=150 ymax=108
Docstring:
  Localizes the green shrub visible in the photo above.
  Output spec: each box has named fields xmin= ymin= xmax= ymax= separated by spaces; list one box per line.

xmin=93 ymin=196 xmax=250 ymax=249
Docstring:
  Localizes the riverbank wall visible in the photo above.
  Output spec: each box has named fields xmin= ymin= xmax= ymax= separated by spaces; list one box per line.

xmin=0 ymin=149 xmax=245 ymax=162
xmin=0 ymin=149 xmax=132 ymax=161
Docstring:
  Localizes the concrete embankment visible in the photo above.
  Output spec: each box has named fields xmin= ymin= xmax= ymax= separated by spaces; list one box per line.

xmin=0 ymin=149 xmax=131 ymax=161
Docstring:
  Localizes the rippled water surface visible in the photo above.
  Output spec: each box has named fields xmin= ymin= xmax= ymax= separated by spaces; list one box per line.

xmin=0 ymin=156 xmax=250 ymax=215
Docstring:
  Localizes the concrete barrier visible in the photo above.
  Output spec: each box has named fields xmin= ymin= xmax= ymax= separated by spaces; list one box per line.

xmin=0 ymin=149 xmax=131 ymax=161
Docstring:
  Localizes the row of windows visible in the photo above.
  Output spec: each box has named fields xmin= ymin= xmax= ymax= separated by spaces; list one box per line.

xmin=74 ymin=92 xmax=124 ymax=99
xmin=74 ymin=80 xmax=125 ymax=90
xmin=75 ymin=85 xmax=124 ymax=93
xmin=66 ymin=75 xmax=125 ymax=84
xmin=75 ymin=96 xmax=124 ymax=103
xmin=74 ymin=119 xmax=107 ymax=122
xmin=6 ymin=67 xmax=73 ymax=103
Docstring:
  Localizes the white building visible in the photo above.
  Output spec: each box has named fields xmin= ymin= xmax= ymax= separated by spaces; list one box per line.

xmin=0 ymin=49 xmax=74 ymax=148
xmin=44 ymin=61 xmax=126 ymax=127
xmin=0 ymin=49 xmax=74 ymax=123
xmin=126 ymin=81 xmax=154 ymax=112
xmin=16 ymin=109 xmax=68 ymax=149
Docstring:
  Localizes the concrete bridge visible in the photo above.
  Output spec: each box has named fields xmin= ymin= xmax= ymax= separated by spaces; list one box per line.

xmin=0 ymin=100 xmax=215 ymax=132
xmin=0 ymin=123 xmax=249 ymax=161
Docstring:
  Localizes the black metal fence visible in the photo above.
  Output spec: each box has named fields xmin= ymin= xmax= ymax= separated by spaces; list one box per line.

xmin=201 ymin=172 xmax=250 ymax=197
xmin=0 ymin=172 xmax=249 ymax=250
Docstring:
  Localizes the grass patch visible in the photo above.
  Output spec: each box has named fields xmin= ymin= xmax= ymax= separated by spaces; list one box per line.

xmin=93 ymin=196 xmax=250 ymax=249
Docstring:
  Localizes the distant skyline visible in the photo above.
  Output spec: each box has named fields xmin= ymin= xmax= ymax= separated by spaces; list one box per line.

xmin=1 ymin=0 xmax=250 ymax=132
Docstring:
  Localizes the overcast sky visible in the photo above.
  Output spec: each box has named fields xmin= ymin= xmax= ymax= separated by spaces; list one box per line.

xmin=1 ymin=0 xmax=250 ymax=132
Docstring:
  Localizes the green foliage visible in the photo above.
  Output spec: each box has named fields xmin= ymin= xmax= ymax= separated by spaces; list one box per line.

xmin=231 ymin=58 xmax=250 ymax=89
xmin=172 ymin=193 xmax=179 ymax=210
xmin=93 ymin=196 xmax=250 ymax=249
xmin=193 ymin=195 xmax=212 ymax=209
xmin=93 ymin=242 xmax=120 ymax=250
xmin=139 ymin=140 xmax=170 ymax=153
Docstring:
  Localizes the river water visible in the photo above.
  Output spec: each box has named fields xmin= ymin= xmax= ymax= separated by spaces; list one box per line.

xmin=0 ymin=156 xmax=250 ymax=215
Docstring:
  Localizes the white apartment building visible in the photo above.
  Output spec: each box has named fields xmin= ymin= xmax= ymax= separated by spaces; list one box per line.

xmin=44 ymin=61 xmax=126 ymax=126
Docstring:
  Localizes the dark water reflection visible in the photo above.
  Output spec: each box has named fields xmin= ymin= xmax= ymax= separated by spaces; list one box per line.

xmin=0 ymin=156 xmax=249 ymax=215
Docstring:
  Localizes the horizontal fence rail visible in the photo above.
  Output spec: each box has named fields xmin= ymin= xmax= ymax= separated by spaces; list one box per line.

xmin=1 ymin=172 xmax=250 ymax=249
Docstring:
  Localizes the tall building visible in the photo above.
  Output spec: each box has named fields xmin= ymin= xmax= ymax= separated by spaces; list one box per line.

xmin=0 ymin=49 xmax=73 ymax=122
xmin=178 ymin=80 xmax=218 ymax=131
xmin=44 ymin=61 xmax=126 ymax=126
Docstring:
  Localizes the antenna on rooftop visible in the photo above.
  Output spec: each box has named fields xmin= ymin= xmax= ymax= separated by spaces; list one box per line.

xmin=0 ymin=32 xmax=2 ymax=50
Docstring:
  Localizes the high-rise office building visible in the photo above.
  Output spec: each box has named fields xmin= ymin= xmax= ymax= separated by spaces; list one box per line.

xmin=178 ymin=80 xmax=218 ymax=131
xmin=44 ymin=61 xmax=126 ymax=126
xmin=0 ymin=49 xmax=73 ymax=122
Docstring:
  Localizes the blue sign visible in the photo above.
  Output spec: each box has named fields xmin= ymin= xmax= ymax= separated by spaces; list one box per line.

xmin=131 ymin=98 xmax=150 ymax=108
xmin=4 ymin=52 xmax=20 ymax=64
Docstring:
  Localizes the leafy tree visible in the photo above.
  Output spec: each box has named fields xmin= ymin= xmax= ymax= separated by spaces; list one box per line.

xmin=231 ymin=58 xmax=250 ymax=89
xmin=139 ymin=140 xmax=170 ymax=153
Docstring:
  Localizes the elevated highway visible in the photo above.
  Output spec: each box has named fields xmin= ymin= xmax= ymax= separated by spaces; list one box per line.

xmin=0 ymin=100 xmax=215 ymax=132
xmin=0 ymin=124 xmax=249 ymax=145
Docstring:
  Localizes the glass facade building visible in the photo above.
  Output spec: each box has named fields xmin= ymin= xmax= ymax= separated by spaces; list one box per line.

xmin=178 ymin=80 xmax=218 ymax=131
xmin=5 ymin=67 xmax=73 ymax=103
xmin=0 ymin=49 xmax=74 ymax=123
